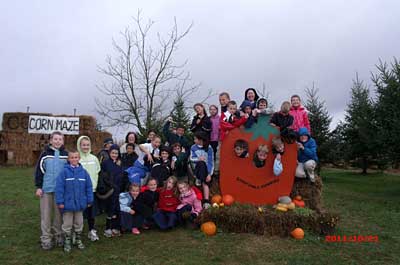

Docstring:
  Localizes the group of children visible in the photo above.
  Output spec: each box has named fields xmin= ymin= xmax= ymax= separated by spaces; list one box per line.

xmin=34 ymin=88 xmax=318 ymax=253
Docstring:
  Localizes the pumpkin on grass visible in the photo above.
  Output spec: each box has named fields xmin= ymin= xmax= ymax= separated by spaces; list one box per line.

xmin=222 ymin=194 xmax=235 ymax=206
xmin=291 ymin=228 xmax=305 ymax=239
xmin=211 ymin=194 xmax=222 ymax=204
xmin=201 ymin=221 xmax=217 ymax=236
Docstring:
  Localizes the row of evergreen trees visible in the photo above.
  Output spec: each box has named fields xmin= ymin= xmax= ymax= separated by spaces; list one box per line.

xmin=168 ymin=58 xmax=400 ymax=174
xmin=306 ymin=58 xmax=400 ymax=173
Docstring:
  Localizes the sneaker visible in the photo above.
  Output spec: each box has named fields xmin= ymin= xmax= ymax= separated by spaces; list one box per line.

xmin=41 ymin=242 xmax=53 ymax=250
xmin=63 ymin=235 xmax=72 ymax=253
xmin=203 ymin=202 xmax=211 ymax=209
xmin=112 ymin=229 xmax=121 ymax=237
xmin=195 ymin=178 xmax=201 ymax=186
xmin=131 ymin=228 xmax=141 ymax=235
xmin=88 ymin=229 xmax=99 ymax=241
xmin=75 ymin=233 xmax=85 ymax=250
xmin=103 ymin=229 xmax=113 ymax=238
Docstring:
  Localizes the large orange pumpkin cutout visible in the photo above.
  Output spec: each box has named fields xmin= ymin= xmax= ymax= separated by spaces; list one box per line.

xmin=220 ymin=115 xmax=297 ymax=205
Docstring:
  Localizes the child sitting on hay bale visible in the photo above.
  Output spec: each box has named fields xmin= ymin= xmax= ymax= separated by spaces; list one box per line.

xmin=34 ymin=131 xmax=68 ymax=250
xmin=176 ymin=181 xmax=203 ymax=228
xmin=296 ymin=127 xmax=318 ymax=182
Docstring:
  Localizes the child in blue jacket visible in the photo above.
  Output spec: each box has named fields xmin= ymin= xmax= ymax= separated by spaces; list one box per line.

xmin=56 ymin=150 xmax=93 ymax=253
xmin=296 ymin=127 xmax=318 ymax=182
xmin=34 ymin=131 xmax=68 ymax=250
xmin=189 ymin=132 xmax=214 ymax=209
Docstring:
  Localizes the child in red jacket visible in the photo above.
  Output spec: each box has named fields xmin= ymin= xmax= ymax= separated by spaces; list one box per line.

xmin=152 ymin=176 xmax=179 ymax=230
xmin=220 ymin=100 xmax=247 ymax=141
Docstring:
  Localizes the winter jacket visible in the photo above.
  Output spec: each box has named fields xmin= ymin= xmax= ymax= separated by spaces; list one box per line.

xmin=101 ymin=159 xmax=124 ymax=192
xmin=119 ymin=192 xmax=146 ymax=214
xmin=220 ymin=111 xmax=247 ymax=141
xmin=190 ymin=115 xmax=212 ymax=139
xmin=289 ymin=105 xmax=311 ymax=133
xmin=163 ymin=121 xmax=191 ymax=150
xmin=121 ymin=152 xmax=139 ymax=170
xmin=270 ymin=112 xmax=294 ymax=130
xmin=77 ymin=136 xmax=101 ymax=192
xmin=34 ymin=145 xmax=68 ymax=193
xmin=297 ymin=127 xmax=318 ymax=163
xmin=273 ymin=157 xmax=283 ymax=176
xmin=209 ymin=114 xmax=220 ymax=142
xmin=177 ymin=188 xmax=203 ymax=216
xmin=189 ymin=144 xmax=214 ymax=175
xmin=125 ymin=160 xmax=149 ymax=185
xmin=158 ymin=189 xmax=180 ymax=212
xmin=141 ymin=189 xmax=160 ymax=209
xmin=151 ymin=158 xmax=172 ymax=187
xmin=55 ymin=164 xmax=93 ymax=212
xmin=172 ymin=152 xmax=188 ymax=179
xmin=220 ymin=105 xmax=228 ymax=121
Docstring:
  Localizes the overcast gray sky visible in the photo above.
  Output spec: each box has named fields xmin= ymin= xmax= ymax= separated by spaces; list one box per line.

xmin=1 ymin=0 xmax=399 ymax=139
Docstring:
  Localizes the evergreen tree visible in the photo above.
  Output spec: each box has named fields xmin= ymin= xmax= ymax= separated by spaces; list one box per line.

xmin=170 ymin=97 xmax=191 ymax=130
xmin=343 ymin=74 xmax=377 ymax=174
xmin=372 ymin=58 xmax=400 ymax=168
xmin=168 ymin=95 xmax=193 ymax=143
xmin=325 ymin=122 xmax=347 ymax=166
xmin=304 ymin=83 xmax=332 ymax=163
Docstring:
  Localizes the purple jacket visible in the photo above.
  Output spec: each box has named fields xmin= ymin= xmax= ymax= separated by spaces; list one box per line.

xmin=177 ymin=188 xmax=203 ymax=216
xmin=210 ymin=114 xmax=220 ymax=142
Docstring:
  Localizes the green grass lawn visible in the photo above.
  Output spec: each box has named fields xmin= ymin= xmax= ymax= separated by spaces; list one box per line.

xmin=0 ymin=167 xmax=399 ymax=265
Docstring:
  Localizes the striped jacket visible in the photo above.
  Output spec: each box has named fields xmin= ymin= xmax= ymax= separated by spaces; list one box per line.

xmin=34 ymin=145 xmax=68 ymax=193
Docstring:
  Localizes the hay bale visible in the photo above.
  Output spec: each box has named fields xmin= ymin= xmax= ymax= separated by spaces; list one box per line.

xmin=290 ymin=176 xmax=323 ymax=212
xmin=0 ymin=131 xmax=111 ymax=166
xmin=197 ymin=203 xmax=339 ymax=236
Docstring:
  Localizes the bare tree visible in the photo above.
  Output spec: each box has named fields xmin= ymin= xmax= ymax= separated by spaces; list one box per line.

xmin=96 ymin=11 xmax=204 ymax=136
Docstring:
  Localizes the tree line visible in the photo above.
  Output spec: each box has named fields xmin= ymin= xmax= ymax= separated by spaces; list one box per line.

xmin=95 ymin=12 xmax=400 ymax=174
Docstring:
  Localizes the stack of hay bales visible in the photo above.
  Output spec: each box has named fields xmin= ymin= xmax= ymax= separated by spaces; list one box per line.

xmin=0 ymin=112 xmax=112 ymax=166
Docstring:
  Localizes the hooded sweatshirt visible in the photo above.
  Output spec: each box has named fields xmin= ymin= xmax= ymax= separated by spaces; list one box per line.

xmin=289 ymin=105 xmax=311 ymax=133
xmin=297 ymin=127 xmax=318 ymax=163
xmin=77 ymin=136 xmax=101 ymax=192
xmin=177 ymin=188 xmax=203 ymax=216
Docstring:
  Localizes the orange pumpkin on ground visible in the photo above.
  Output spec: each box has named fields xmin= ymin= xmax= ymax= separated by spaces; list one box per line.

xmin=291 ymin=228 xmax=305 ymax=239
xmin=202 ymin=221 xmax=217 ymax=236
xmin=222 ymin=194 xmax=235 ymax=206
xmin=293 ymin=199 xmax=305 ymax=208
xmin=211 ymin=194 xmax=222 ymax=204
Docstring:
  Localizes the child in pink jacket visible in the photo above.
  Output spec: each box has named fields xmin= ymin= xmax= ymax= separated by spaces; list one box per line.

xmin=176 ymin=181 xmax=203 ymax=226
xmin=289 ymin=95 xmax=311 ymax=133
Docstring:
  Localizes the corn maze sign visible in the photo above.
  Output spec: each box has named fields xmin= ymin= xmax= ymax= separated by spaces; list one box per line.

xmin=28 ymin=115 xmax=80 ymax=135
